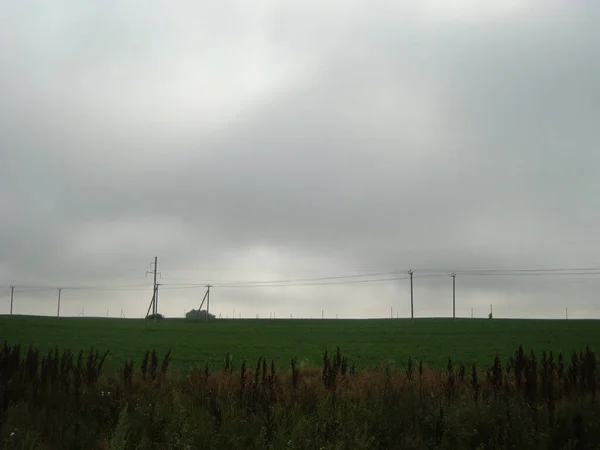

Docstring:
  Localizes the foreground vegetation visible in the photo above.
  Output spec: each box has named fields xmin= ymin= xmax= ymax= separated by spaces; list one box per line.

xmin=1 ymin=341 xmax=599 ymax=449
xmin=1 ymin=315 xmax=599 ymax=371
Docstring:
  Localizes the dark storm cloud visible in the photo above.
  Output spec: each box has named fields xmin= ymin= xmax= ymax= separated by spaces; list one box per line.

xmin=1 ymin=2 xmax=599 ymax=318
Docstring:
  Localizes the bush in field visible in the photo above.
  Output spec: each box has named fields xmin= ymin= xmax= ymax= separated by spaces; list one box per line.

xmin=0 ymin=341 xmax=599 ymax=449
xmin=145 ymin=313 xmax=165 ymax=320
xmin=185 ymin=309 xmax=215 ymax=321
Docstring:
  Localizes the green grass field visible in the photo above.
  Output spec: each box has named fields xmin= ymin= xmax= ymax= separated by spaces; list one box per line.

xmin=1 ymin=315 xmax=598 ymax=373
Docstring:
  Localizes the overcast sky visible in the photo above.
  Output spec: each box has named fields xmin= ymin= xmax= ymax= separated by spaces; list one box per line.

xmin=1 ymin=1 xmax=599 ymax=319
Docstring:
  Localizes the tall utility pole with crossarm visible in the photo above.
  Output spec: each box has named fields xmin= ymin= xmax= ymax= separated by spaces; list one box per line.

xmin=145 ymin=257 xmax=161 ymax=319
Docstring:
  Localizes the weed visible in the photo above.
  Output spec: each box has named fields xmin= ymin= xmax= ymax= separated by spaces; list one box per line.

xmin=0 ymin=342 xmax=599 ymax=449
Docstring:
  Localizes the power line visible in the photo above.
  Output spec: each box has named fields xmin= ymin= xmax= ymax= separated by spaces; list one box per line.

xmin=419 ymin=267 xmax=600 ymax=274
xmin=413 ymin=274 xmax=448 ymax=279
xmin=3 ymin=266 xmax=600 ymax=293
xmin=156 ymin=275 xmax=410 ymax=290
xmin=462 ymin=271 xmax=600 ymax=277
xmin=1 ymin=285 xmax=150 ymax=292
xmin=213 ymin=275 xmax=411 ymax=288
xmin=161 ymin=270 xmax=400 ymax=287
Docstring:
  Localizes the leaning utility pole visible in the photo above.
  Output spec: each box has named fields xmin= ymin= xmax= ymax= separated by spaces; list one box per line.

xmin=450 ymin=273 xmax=456 ymax=321
xmin=408 ymin=270 xmax=414 ymax=322
xmin=206 ymin=285 xmax=211 ymax=321
xmin=57 ymin=288 xmax=62 ymax=318
xmin=194 ymin=285 xmax=212 ymax=322
xmin=10 ymin=286 xmax=14 ymax=315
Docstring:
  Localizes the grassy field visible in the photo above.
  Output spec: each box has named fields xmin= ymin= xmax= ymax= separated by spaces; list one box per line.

xmin=0 ymin=315 xmax=598 ymax=373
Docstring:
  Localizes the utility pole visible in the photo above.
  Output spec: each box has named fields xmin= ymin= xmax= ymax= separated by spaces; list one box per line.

xmin=154 ymin=283 xmax=160 ymax=322
xmin=152 ymin=257 xmax=158 ymax=316
xmin=408 ymin=270 xmax=414 ymax=322
xmin=450 ymin=273 xmax=456 ymax=321
xmin=56 ymin=288 xmax=62 ymax=318
xmin=322 ymin=309 xmax=324 ymax=319
xmin=145 ymin=256 xmax=161 ymax=318
xmin=566 ymin=308 xmax=568 ymax=320
xmin=206 ymin=285 xmax=211 ymax=321
xmin=193 ymin=285 xmax=212 ymax=322
xmin=10 ymin=286 xmax=14 ymax=315
xmin=471 ymin=308 xmax=473 ymax=319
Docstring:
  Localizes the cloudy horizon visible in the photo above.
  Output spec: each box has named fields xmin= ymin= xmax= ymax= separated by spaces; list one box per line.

xmin=2 ymin=1 xmax=600 ymax=319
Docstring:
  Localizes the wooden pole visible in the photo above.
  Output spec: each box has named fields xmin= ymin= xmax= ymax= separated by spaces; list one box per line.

xmin=451 ymin=273 xmax=456 ymax=321
xmin=206 ymin=285 xmax=211 ymax=322
xmin=409 ymin=270 xmax=414 ymax=322
xmin=56 ymin=288 xmax=62 ymax=318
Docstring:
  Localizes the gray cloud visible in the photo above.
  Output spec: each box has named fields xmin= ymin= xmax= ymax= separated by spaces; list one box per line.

xmin=1 ymin=1 xmax=600 ymax=319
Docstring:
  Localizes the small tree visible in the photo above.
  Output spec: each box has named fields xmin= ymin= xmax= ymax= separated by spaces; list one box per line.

xmin=146 ymin=313 xmax=165 ymax=320
xmin=185 ymin=309 xmax=215 ymax=321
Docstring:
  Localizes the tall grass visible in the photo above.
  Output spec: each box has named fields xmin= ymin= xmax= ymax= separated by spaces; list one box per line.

xmin=0 ymin=341 xmax=599 ymax=449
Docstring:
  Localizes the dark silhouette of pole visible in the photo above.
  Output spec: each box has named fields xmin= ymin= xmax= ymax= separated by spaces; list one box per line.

xmin=206 ymin=285 xmax=211 ymax=322
xmin=57 ymin=288 xmax=62 ymax=318
xmin=154 ymin=284 xmax=161 ymax=321
xmin=408 ymin=270 xmax=414 ymax=322
xmin=146 ymin=290 xmax=155 ymax=318
xmin=10 ymin=286 xmax=14 ymax=315
xmin=152 ymin=257 xmax=158 ymax=315
xmin=145 ymin=256 xmax=160 ymax=318
xmin=451 ymin=273 xmax=456 ymax=321
xmin=194 ymin=287 xmax=210 ymax=322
